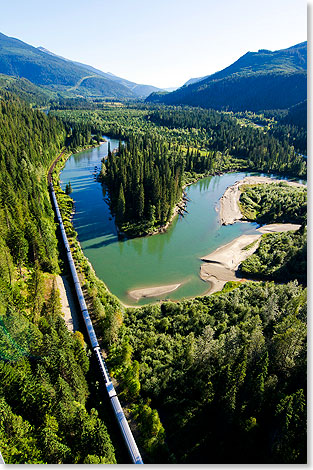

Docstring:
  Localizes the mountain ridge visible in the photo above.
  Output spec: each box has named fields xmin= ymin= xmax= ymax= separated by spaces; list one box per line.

xmin=147 ymin=41 xmax=307 ymax=111
xmin=0 ymin=32 xmax=160 ymax=99
xmin=37 ymin=46 xmax=161 ymax=97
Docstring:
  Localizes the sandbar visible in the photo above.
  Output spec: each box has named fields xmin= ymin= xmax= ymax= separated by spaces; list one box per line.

xmin=219 ymin=176 xmax=305 ymax=225
xmin=200 ymin=223 xmax=301 ymax=294
xmin=257 ymin=223 xmax=301 ymax=233
xmin=128 ymin=283 xmax=181 ymax=301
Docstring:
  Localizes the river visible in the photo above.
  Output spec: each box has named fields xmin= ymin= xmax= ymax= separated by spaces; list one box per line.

xmin=59 ymin=137 xmax=280 ymax=306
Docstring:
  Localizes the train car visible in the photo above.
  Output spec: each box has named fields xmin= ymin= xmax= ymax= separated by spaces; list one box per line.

xmin=49 ymin=181 xmax=143 ymax=464
xmin=94 ymin=347 xmax=143 ymax=464
xmin=111 ymin=396 xmax=144 ymax=464
xmin=82 ymin=310 xmax=99 ymax=348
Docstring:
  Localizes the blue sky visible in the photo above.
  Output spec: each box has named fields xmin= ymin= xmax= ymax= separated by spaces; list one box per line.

xmin=0 ymin=0 xmax=307 ymax=88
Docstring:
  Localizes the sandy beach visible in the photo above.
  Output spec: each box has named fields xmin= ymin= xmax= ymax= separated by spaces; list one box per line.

xmin=128 ymin=283 xmax=181 ymax=301
xmin=219 ymin=176 xmax=305 ymax=225
xmin=200 ymin=223 xmax=301 ymax=294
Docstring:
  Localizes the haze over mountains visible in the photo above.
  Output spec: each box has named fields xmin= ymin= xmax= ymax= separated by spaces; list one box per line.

xmin=0 ymin=32 xmax=161 ymax=99
xmin=147 ymin=42 xmax=307 ymax=112
xmin=0 ymin=31 xmax=307 ymax=112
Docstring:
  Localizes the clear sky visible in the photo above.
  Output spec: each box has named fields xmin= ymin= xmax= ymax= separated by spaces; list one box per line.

xmin=0 ymin=0 xmax=307 ymax=88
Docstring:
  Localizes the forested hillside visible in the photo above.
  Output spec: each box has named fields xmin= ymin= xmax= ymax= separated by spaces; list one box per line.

xmin=0 ymin=92 xmax=117 ymax=463
xmin=0 ymin=32 xmax=159 ymax=100
xmin=147 ymin=42 xmax=307 ymax=112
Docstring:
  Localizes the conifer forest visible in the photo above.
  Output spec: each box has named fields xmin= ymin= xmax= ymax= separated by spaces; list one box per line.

xmin=0 ymin=25 xmax=307 ymax=466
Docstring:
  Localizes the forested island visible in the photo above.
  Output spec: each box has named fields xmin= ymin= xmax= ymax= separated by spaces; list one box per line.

xmin=0 ymin=39 xmax=307 ymax=465
xmin=101 ymin=136 xmax=184 ymax=237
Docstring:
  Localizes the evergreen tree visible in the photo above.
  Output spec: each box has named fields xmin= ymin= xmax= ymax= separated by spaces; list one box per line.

xmin=65 ymin=182 xmax=73 ymax=195
xmin=116 ymin=184 xmax=125 ymax=224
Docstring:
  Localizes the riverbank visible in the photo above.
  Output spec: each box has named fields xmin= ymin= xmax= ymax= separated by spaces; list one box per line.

xmin=128 ymin=283 xmax=182 ymax=301
xmin=200 ymin=223 xmax=301 ymax=293
xmin=219 ymin=176 xmax=306 ymax=225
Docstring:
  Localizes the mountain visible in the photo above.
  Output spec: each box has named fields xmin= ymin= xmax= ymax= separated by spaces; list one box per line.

xmin=0 ymin=73 xmax=58 ymax=105
xmin=37 ymin=46 xmax=160 ymax=98
xmin=183 ymin=75 xmax=208 ymax=86
xmin=147 ymin=42 xmax=307 ymax=111
xmin=0 ymin=32 xmax=159 ymax=99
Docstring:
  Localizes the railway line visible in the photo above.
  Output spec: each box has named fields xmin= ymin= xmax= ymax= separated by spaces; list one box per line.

xmin=48 ymin=153 xmax=143 ymax=465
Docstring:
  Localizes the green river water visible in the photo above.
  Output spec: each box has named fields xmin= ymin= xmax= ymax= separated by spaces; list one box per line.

xmin=60 ymin=137 xmax=264 ymax=306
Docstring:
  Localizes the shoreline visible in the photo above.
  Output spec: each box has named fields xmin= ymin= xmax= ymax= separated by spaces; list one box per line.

xmin=128 ymin=283 xmax=182 ymax=301
xmin=147 ymin=173 xmax=216 ymax=237
xmin=219 ymin=175 xmax=306 ymax=226
xmin=147 ymin=186 xmax=190 ymax=236
xmin=199 ymin=223 xmax=301 ymax=294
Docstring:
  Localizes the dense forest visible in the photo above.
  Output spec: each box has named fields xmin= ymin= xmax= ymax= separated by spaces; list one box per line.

xmin=102 ymin=136 xmax=184 ymax=236
xmin=148 ymin=107 xmax=306 ymax=176
xmin=239 ymin=183 xmax=307 ymax=224
xmin=0 ymin=92 xmax=117 ymax=463
xmin=53 ymin=105 xmax=306 ymax=179
xmin=51 ymin=104 xmax=306 ymax=236
xmin=240 ymin=226 xmax=307 ymax=285
xmin=109 ymin=280 xmax=306 ymax=463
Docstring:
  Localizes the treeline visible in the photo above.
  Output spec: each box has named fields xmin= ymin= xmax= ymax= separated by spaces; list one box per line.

xmin=102 ymin=136 xmax=184 ymax=236
xmin=185 ymin=146 xmax=215 ymax=173
xmin=240 ymin=226 xmax=306 ymax=285
xmin=62 ymin=122 xmax=104 ymax=150
xmin=0 ymin=91 xmax=65 ymax=274
xmin=112 ymin=281 xmax=306 ymax=463
xmin=148 ymin=106 xmax=306 ymax=176
xmin=50 ymin=97 xmax=97 ymax=111
xmin=51 ymin=105 xmax=306 ymax=178
xmin=239 ymin=183 xmax=307 ymax=224
xmin=0 ymin=91 xmax=117 ymax=463
xmin=233 ymin=107 xmax=307 ymax=154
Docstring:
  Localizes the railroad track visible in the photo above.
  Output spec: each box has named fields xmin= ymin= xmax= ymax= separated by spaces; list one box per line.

xmin=48 ymin=161 xmax=143 ymax=464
